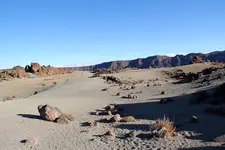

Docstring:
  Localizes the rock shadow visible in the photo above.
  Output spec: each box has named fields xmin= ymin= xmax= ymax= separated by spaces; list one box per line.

xmin=17 ymin=114 xmax=42 ymax=120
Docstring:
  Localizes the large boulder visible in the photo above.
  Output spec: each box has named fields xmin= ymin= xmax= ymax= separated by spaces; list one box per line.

xmin=37 ymin=104 xmax=74 ymax=124
xmin=25 ymin=65 xmax=31 ymax=72
xmin=30 ymin=63 xmax=41 ymax=73
xmin=38 ymin=104 xmax=62 ymax=122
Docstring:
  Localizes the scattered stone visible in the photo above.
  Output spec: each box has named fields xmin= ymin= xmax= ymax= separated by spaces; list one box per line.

xmin=153 ymin=83 xmax=161 ymax=86
xmin=110 ymin=114 xmax=122 ymax=122
xmin=104 ymin=128 xmax=116 ymax=140
xmin=160 ymin=99 xmax=168 ymax=104
xmin=53 ymin=81 xmax=57 ymax=85
xmin=105 ymin=104 xmax=116 ymax=112
xmin=2 ymin=96 xmax=15 ymax=101
xmin=34 ymin=91 xmax=38 ymax=95
xmin=181 ymin=131 xmax=192 ymax=137
xmin=189 ymin=116 xmax=199 ymax=123
xmin=161 ymin=91 xmax=165 ymax=95
xmin=131 ymin=85 xmax=136 ymax=89
xmin=121 ymin=116 xmax=136 ymax=122
xmin=126 ymin=130 xmax=141 ymax=138
xmin=88 ymin=119 xmax=98 ymax=127
xmin=116 ymin=92 xmax=120 ymax=96
xmin=101 ymin=88 xmax=108 ymax=91
xmin=102 ymin=76 xmax=123 ymax=84
xmin=21 ymin=137 xmax=38 ymax=146
xmin=122 ymin=93 xmax=138 ymax=99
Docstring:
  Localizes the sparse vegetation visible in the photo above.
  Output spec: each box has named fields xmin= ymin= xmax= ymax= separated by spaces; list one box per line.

xmin=151 ymin=116 xmax=176 ymax=138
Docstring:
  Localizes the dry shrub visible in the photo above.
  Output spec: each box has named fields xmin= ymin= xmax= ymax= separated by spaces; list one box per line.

xmin=151 ymin=116 xmax=176 ymax=138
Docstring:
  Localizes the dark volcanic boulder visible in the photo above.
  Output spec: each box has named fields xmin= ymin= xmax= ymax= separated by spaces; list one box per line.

xmin=25 ymin=65 xmax=31 ymax=72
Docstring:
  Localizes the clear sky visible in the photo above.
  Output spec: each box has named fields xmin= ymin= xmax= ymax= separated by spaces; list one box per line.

xmin=1 ymin=0 xmax=225 ymax=68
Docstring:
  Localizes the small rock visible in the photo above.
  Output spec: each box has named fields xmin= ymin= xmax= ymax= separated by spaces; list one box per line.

xmin=121 ymin=116 xmax=136 ymax=122
xmin=110 ymin=114 xmax=122 ymax=122
xmin=105 ymin=128 xmax=116 ymax=137
xmin=181 ymin=131 xmax=192 ymax=137
xmin=160 ymin=99 xmax=168 ymax=104
xmin=116 ymin=92 xmax=120 ymax=96
xmin=21 ymin=137 xmax=38 ymax=146
xmin=102 ymin=88 xmax=108 ymax=91
xmin=105 ymin=104 xmax=116 ymax=112
xmin=89 ymin=119 xmax=98 ymax=127
xmin=56 ymin=115 xmax=70 ymax=124
xmin=126 ymin=130 xmax=141 ymax=138
xmin=190 ymin=116 xmax=199 ymax=123
xmin=34 ymin=91 xmax=38 ymax=95
xmin=161 ymin=91 xmax=165 ymax=95
xmin=131 ymin=85 xmax=136 ymax=89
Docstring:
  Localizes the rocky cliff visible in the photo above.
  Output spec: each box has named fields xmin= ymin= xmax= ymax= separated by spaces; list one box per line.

xmin=75 ymin=50 xmax=225 ymax=71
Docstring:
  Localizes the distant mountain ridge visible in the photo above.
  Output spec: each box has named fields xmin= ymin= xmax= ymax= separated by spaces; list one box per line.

xmin=74 ymin=50 xmax=225 ymax=71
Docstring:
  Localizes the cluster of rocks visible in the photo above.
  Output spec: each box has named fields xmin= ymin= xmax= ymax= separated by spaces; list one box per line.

xmin=121 ymin=93 xmax=138 ymax=99
xmin=102 ymin=76 xmax=124 ymax=84
xmin=0 ymin=66 xmax=27 ymax=81
xmin=25 ymin=63 xmax=73 ymax=77
xmin=91 ymin=68 xmax=120 ymax=77
xmin=165 ymin=66 xmax=223 ymax=84
xmin=0 ymin=62 xmax=73 ymax=81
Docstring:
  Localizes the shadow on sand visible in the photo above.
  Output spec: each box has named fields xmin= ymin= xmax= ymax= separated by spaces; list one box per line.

xmin=179 ymin=146 xmax=225 ymax=150
xmin=17 ymin=114 xmax=42 ymax=120
xmin=115 ymin=85 xmax=225 ymax=142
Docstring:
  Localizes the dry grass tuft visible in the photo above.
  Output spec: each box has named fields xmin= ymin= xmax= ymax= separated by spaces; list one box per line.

xmin=151 ymin=116 xmax=176 ymax=138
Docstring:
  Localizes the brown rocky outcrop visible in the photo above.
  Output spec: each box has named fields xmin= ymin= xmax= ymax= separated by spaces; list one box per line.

xmin=190 ymin=56 xmax=203 ymax=64
xmin=24 ymin=63 xmax=73 ymax=77
xmin=30 ymin=63 xmax=41 ymax=73
xmin=0 ymin=65 xmax=27 ymax=80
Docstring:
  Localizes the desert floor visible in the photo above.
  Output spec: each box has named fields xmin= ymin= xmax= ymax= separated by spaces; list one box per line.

xmin=0 ymin=63 xmax=225 ymax=150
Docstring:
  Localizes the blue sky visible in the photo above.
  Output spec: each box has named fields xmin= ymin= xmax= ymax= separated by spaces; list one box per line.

xmin=1 ymin=0 xmax=225 ymax=68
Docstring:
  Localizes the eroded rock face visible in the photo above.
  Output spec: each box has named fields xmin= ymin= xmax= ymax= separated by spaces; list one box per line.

xmin=0 ymin=66 xmax=27 ymax=79
xmin=24 ymin=63 xmax=73 ymax=77
xmin=190 ymin=55 xmax=203 ymax=64
xmin=30 ymin=63 xmax=41 ymax=73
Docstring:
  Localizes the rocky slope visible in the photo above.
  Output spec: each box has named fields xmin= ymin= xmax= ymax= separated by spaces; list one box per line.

xmin=75 ymin=50 xmax=225 ymax=71
xmin=0 ymin=63 xmax=74 ymax=81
